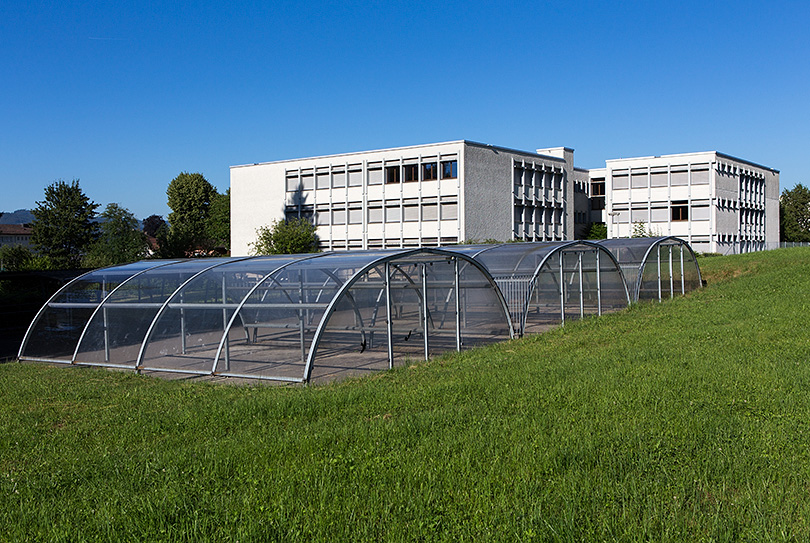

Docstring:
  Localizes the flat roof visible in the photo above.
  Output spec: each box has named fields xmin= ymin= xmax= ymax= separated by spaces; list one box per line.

xmin=231 ymin=140 xmax=566 ymax=169
xmin=605 ymin=150 xmax=779 ymax=173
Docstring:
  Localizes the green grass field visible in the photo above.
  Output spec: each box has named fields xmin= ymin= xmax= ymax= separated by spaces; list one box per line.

xmin=2 ymin=248 xmax=810 ymax=542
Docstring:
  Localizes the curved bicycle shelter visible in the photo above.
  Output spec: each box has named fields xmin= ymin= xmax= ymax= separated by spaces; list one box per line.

xmin=444 ymin=242 xmax=629 ymax=335
xmin=18 ymin=240 xmax=701 ymax=383
xmin=19 ymin=249 xmax=513 ymax=383
xmin=597 ymin=237 xmax=702 ymax=302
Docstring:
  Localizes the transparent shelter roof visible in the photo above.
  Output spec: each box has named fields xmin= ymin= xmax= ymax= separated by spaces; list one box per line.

xmin=596 ymin=237 xmax=702 ymax=301
xmin=19 ymin=238 xmax=700 ymax=384
xmin=20 ymin=249 xmax=513 ymax=383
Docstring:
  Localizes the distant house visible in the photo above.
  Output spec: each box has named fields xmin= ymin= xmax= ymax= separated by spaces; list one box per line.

xmin=0 ymin=224 xmax=33 ymax=248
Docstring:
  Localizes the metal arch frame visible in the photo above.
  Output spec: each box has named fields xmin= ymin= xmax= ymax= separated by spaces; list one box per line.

xmin=632 ymin=236 xmax=702 ymax=302
xmin=70 ymin=260 xmax=190 ymax=366
xmin=17 ymin=260 xmax=183 ymax=362
xmin=302 ymin=248 xmax=515 ymax=383
xmin=134 ymin=257 xmax=257 ymax=372
xmin=520 ymin=241 xmax=631 ymax=335
xmin=210 ymin=252 xmax=334 ymax=380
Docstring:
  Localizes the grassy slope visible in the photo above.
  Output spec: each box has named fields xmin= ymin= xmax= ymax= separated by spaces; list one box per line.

xmin=2 ymin=248 xmax=810 ymax=542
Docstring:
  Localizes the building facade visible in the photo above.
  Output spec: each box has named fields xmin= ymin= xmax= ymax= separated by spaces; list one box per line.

xmin=595 ymin=152 xmax=779 ymax=255
xmin=0 ymin=224 xmax=32 ymax=249
xmin=230 ymin=142 xmax=779 ymax=256
xmin=231 ymin=141 xmax=574 ymax=255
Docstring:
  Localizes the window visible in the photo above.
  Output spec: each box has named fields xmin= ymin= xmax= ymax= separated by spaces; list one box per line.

xmin=422 ymin=203 xmax=438 ymax=221
xmin=440 ymin=202 xmax=458 ymax=220
xmin=286 ymin=174 xmax=299 ymax=192
xmin=316 ymin=210 xmax=330 ymax=226
xmin=367 ymin=206 xmax=383 ymax=224
xmin=332 ymin=209 xmax=346 ymax=225
xmin=631 ymin=170 xmax=647 ymax=189
xmin=422 ymin=162 xmax=438 ymax=181
xmin=403 ymin=164 xmax=419 ymax=182
xmin=332 ymin=170 xmax=346 ymax=188
xmin=403 ymin=204 xmax=419 ymax=222
xmin=385 ymin=205 xmax=401 ymax=222
xmin=591 ymin=180 xmax=605 ymax=196
xmin=316 ymin=171 xmax=330 ymax=189
xmin=691 ymin=166 xmax=710 ymax=185
xmin=385 ymin=166 xmax=400 ymax=184
xmin=591 ymin=197 xmax=605 ymax=211
xmin=691 ymin=205 xmax=710 ymax=221
xmin=301 ymin=173 xmax=314 ymax=190
xmin=441 ymin=160 xmax=458 ymax=179
xmin=651 ymin=207 xmax=668 ymax=222
xmin=368 ymin=165 xmax=383 ymax=185
xmin=671 ymin=201 xmax=688 ymax=221
xmin=671 ymin=169 xmax=688 ymax=186
xmin=348 ymin=168 xmax=363 ymax=187
xmin=348 ymin=208 xmax=363 ymax=224
xmin=613 ymin=172 xmax=629 ymax=189
xmin=650 ymin=169 xmax=668 ymax=187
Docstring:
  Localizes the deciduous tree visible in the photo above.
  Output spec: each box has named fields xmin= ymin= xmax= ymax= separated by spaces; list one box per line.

xmin=31 ymin=179 xmax=99 ymax=269
xmin=780 ymin=184 xmax=810 ymax=242
xmin=83 ymin=203 xmax=149 ymax=268
xmin=207 ymin=189 xmax=230 ymax=251
xmin=250 ymin=218 xmax=319 ymax=255
xmin=165 ymin=172 xmax=216 ymax=255
xmin=142 ymin=214 xmax=166 ymax=238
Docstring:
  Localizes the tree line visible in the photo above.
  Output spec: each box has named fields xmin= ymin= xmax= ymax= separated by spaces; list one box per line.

xmin=0 ymin=173 xmax=230 ymax=271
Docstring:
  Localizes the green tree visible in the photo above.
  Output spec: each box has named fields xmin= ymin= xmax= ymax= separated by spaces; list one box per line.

xmin=207 ymin=189 xmax=230 ymax=251
xmin=250 ymin=218 xmax=319 ymax=255
xmin=83 ymin=203 xmax=149 ymax=268
xmin=165 ymin=172 xmax=216 ymax=255
xmin=142 ymin=214 xmax=166 ymax=238
xmin=585 ymin=222 xmax=607 ymax=240
xmin=0 ymin=245 xmax=36 ymax=271
xmin=780 ymin=184 xmax=810 ymax=242
xmin=31 ymin=179 xmax=99 ymax=269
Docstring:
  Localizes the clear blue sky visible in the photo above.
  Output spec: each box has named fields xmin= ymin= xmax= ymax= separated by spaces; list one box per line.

xmin=2 ymin=0 xmax=808 ymax=220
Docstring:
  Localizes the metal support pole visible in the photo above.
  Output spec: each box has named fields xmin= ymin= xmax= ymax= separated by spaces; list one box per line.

xmin=298 ymin=271 xmax=306 ymax=365
xmin=596 ymin=250 xmax=602 ymax=316
xmin=669 ymin=245 xmax=674 ymax=299
xmin=656 ymin=246 xmax=662 ymax=302
xmin=559 ymin=251 xmax=565 ymax=325
xmin=180 ymin=292 xmax=187 ymax=354
xmin=422 ymin=263 xmax=429 ymax=361
xmin=454 ymin=257 xmax=461 ymax=351
xmin=385 ymin=262 xmax=393 ymax=369
xmin=102 ymin=306 xmax=110 ymax=363
xmin=680 ymin=245 xmax=686 ymax=294
xmin=222 ymin=273 xmax=230 ymax=370
xmin=578 ymin=252 xmax=584 ymax=319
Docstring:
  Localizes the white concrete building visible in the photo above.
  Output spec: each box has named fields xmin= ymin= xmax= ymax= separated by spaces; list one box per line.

xmin=231 ymin=141 xmax=574 ymax=255
xmin=596 ymin=152 xmax=779 ymax=254
xmin=230 ymin=142 xmax=779 ymax=256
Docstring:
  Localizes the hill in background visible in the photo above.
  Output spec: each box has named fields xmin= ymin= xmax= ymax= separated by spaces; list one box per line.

xmin=0 ymin=209 xmax=34 ymax=224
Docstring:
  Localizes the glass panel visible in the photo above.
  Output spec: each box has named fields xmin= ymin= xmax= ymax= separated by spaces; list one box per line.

xmin=20 ymin=261 xmax=173 ymax=361
xmin=139 ymin=256 xmax=300 ymax=373
xmin=74 ymin=260 xmax=232 ymax=366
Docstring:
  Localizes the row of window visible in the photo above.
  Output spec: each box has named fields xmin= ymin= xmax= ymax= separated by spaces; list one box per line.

xmin=612 ymin=165 xmax=712 ymax=189
xmin=513 ymin=205 xmax=565 ymax=227
xmin=513 ymin=166 xmax=564 ymax=191
xmin=286 ymin=201 xmax=459 ymax=226
xmin=612 ymin=201 xmax=706 ymax=223
xmin=285 ymin=159 xmax=458 ymax=192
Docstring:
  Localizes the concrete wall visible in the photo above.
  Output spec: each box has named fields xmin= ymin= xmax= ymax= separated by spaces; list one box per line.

xmin=462 ymin=144 xmax=514 ymax=242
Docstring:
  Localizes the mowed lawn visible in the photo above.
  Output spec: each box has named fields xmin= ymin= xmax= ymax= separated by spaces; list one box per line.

xmin=2 ymin=248 xmax=810 ymax=541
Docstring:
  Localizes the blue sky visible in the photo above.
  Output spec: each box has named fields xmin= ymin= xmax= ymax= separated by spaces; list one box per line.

xmin=2 ymin=0 xmax=808 ymax=219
